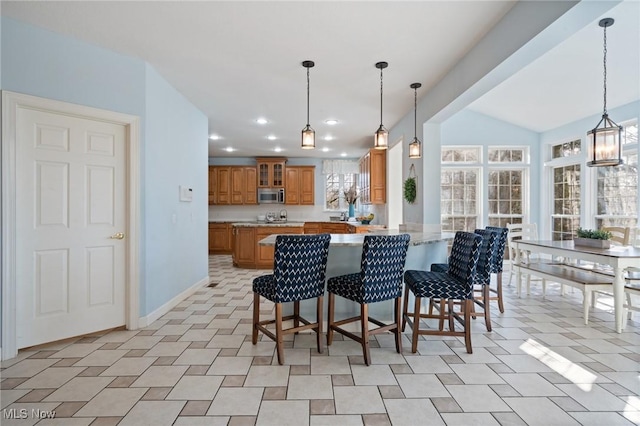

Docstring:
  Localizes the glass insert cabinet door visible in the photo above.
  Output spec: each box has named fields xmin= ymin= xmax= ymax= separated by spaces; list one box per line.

xmin=256 ymin=158 xmax=286 ymax=188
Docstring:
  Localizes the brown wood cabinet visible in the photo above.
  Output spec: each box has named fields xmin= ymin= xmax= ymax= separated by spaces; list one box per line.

xmin=256 ymin=158 xmax=286 ymax=188
xmin=232 ymin=226 xmax=256 ymax=267
xmin=285 ymin=166 xmax=315 ymax=205
xmin=209 ymin=222 xmax=232 ymax=254
xmin=210 ymin=166 xmax=257 ymax=205
xmin=359 ymin=149 xmax=386 ymax=204
xmin=255 ymin=226 xmax=303 ymax=269
xmin=303 ymin=222 xmax=322 ymax=234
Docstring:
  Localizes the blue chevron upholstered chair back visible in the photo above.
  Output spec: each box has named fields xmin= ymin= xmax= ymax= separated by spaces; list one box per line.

xmin=485 ymin=226 xmax=508 ymax=273
xmin=446 ymin=231 xmax=483 ymax=297
xmin=472 ymin=229 xmax=498 ymax=286
xmin=358 ymin=234 xmax=411 ymax=304
xmin=269 ymin=234 xmax=331 ymax=303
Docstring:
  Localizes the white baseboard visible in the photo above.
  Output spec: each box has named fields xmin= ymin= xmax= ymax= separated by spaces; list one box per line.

xmin=138 ymin=275 xmax=210 ymax=328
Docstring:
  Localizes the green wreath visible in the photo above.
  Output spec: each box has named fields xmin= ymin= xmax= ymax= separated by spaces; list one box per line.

xmin=404 ymin=176 xmax=417 ymax=204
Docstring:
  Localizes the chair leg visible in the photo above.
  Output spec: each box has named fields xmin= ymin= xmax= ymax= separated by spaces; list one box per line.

xmin=293 ymin=300 xmax=300 ymax=332
xmin=438 ymin=299 xmax=446 ymax=331
xmin=483 ymin=284 xmax=492 ymax=332
xmin=360 ymin=304 xmax=371 ymax=366
xmin=496 ymin=272 xmax=504 ymax=313
xmin=394 ymin=296 xmax=402 ymax=355
xmin=412 ymin=296 xmax=421 ymax=353
xmin=327 ymin=292 xmax=335 ymax=346
xmin=316 ymin=296 xmax=324 ymax=354
xmin=275 ymin=303 xmax=284 ymax=365
xmin=252 ymin=293 xmax=260 ymax=345
xmin=448 ymin=299 xmax=455 ymax=331
xmin=463 ymin=299 xmax=473 ymax=354
xmin=402 ymin=286 xmax=410 ymax=332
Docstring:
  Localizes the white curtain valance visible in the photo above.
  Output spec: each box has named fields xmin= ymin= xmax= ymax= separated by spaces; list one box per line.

xmin=322 ymin=159 xmax=359 ymax=175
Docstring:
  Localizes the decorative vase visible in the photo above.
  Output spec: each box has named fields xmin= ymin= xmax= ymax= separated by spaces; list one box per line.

xmin=348 ymin=203 xmax=355 ymax=218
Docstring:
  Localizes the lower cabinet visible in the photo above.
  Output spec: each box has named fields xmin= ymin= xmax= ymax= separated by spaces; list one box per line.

xmin=303 ymin=222 xmax=322 ymax=234
xmin=232 ymin=227 xmax=256 ymax=267
xmin=255 ymin=226 xmax=303 ymax=269
xmin=209 ymin=223 xmax=232 ymax=254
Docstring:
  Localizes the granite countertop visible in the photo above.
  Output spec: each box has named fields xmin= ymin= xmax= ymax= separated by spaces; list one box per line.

xmin=258 ymin=231 xmax=454 ymax=247
xmin=231 ymin=221 xmax=305 ymax=228
xmin=209 ymin=219 xmax=382 ymax=228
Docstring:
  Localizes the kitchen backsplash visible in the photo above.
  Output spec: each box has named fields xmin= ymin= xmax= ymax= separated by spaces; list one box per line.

xmin=209 ymin=204 xmax=386 ymax=225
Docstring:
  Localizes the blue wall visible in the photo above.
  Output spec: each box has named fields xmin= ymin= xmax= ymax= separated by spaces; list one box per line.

xmin=1 ymin=17 xmax=209 ymax=317
xmin=441 ymin=109 xmax=542 ymax=227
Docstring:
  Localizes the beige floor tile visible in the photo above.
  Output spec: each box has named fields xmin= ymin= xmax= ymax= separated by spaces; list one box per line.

xmin=173 ymin=348 xmax=220 ymax=365
xmin=310 ymin=356 xmax=351 ymax=375
xmin=396 ymin=374 xmax=450 ymax=398
xmin=99 ymin=356 xmax=156 ymax=376
xmin=351 ymin=365 xmax=398 ymax=386
xmin=174 ymin=416 xmax=230 ymax=426
xmin=94 ymin=330 xmax=140 ymax=343
xmin=500 ymin=373 xmax=565 ymax=397
xmin=75 ymin=387 xmax=147 ymax=417
xmin=327 ymin=340 xmax=365 ymax=356
xmin=16 ymin=367 xmax=85 ymax=389
xmin=73 ymin=350 xmax=128 ymax=367
xmin=206 ymin=335 xmax=246 ymax=348
xmin=51 ymin=343 xmax=103 ymax=358
xmin=287 ymin=375 xmax=333 ymax=399
xmin=504 ymin=396 xmax=581 ymax=425
xmin=310 ymin=415 xmax=363 ymax=426
xmin=236 ymin=341 xmax=276 ymax=357
xmin=256 ymin=400 xmax=309 ymax=426
xmin=207 ymin=356 xmax=253 ymax=375
xmin=269 ymin=348 xmax=311 ymax=365
xmin=118 ymin=335 xmax=164 ymax=350
xmin=450 ymin=363 xmax=506 ymax=384
xmin=368 ymin=348 xmax=406 ymax=365
xmin=440 ymin=413 xmax=501 ymax=425
xmin=130 ymin=365 xmax=189 ymax=387
xmin=446 ymin=384 xmax=511 ymax=412
xmin=244 ymin=365 xmax=290 ymax=387
xmin=569 ymin=411 xmax=638 ymax=426
xmin=1 ymin=359 xmax=58 ymax=378
xmin=405 ymin=355 xmax=453 ymax=374
xmin=207 ymin=387 xmax=264 ymax=416
xmin=36 ymin=419 xmax=93 ymax=426
xmin=166 ymin=375 xmax=223 ymax=400
xmin=43 ymin=376 xmax=112 ymax=401
xmin=0 ymin=402 xmax=59 ymax=426
xmin=153 ymin=324 xmax=193 ymax=336
xmin=384 ymin=398 xmax=444 ymax=426
xmin=0 ymin=389 xmax=30 ymax=409
xmin=556 ymin=383 xmax=629 ymax=411
xmin=118 ymin=400 xmax=185 ymax=426
xmin=145 ymin=341 xmax=190 ymax=357
xmin=178 ymin=329 xmax=217 ymax=342
xmin=333 ymin=386 xmax=386 ymax=414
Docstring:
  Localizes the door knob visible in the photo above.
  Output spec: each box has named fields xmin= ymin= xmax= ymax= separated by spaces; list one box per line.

xmin=109 ymin=232 xmax=125 ymax=240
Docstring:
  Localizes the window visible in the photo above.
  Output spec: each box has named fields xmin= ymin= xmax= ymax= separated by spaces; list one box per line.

xmin=551 ymin=139 xmax=581 ymax=159
xmin=595 ymin=121 xmax=638 ymax=229
xmin=325 ymin=173 xmax=357 ymax=210
xmin=441 ymin=147 xmax=481 ymax=163
xmin=551 ymin=164 xmax=581 ymax=240
xmin=440 ymin=168 xmax=479 ymax=233
xmin=487 ymin=147 xmax=527 ymax=228
xmin=488 ymin=148 xmax=524 ymax=163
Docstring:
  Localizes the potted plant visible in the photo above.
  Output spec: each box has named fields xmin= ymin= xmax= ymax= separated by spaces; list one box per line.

xmin=574 ymin=227 xmax=612 ymax=249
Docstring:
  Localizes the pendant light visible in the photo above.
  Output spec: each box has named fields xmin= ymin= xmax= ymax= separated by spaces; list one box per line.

xmin=374 ymin=61 xmax=389 ymax=150
xmin=587 ymin=18 xmax=622 ymax=167
xmin=408 ymin=82 xmax=422 ymax=159
xmin=301 ymin=60 xmax=315 ymax=149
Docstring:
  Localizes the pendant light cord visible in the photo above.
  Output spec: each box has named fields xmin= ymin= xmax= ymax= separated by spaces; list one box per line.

xmin=306 ymin=66 xmax=311 ymax=126
xmin=379 ymin=67 xmax=384 ymax=126
xmin=602 ymin=24 xmax=608 ymax=115
xmin=413 ymin=87 xmax=417 ymax=138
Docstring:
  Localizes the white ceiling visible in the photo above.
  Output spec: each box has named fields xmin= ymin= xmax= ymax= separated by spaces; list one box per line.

xmin=2 ymin=1 xmax=638 ymax=158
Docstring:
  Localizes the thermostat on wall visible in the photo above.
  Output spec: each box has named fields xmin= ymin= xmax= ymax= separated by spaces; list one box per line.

xmin=179 ymin=185 xmax=193 ymax=202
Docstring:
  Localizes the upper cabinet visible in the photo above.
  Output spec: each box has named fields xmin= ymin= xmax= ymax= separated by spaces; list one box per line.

xmin=210 ymin=166 xmax=257 ymax=205
xmin=359 ymin=149 xmax=386 ymax=204
xmin=256 ymin=157 xmax=286 ymax=188
xmin=285 ymin=166 xmax=315 ymax=205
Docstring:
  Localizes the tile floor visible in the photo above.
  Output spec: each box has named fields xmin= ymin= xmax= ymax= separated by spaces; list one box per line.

xmin=1 ymin=255 xmax=639 ymax=425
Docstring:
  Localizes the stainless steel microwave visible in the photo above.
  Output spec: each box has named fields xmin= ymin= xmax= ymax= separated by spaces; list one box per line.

xmin=258 ymin=188 xmax=285 ymax=204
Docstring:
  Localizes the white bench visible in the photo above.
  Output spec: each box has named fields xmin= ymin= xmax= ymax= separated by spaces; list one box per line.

xmin=516 ymin=262 xmax=613 ymax=324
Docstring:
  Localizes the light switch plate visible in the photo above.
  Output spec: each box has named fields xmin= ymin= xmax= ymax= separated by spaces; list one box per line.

xmin=179 ymin=185 xmax=193 ymax=202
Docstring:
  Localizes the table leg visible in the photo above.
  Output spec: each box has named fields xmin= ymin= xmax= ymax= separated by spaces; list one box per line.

xmin=515 ymin=246 xmax=522 ymax=298
xmin=613 ymin=267 xmax=625 ymax=333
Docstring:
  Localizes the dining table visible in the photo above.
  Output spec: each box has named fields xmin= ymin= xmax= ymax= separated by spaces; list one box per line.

xmin=513 ymin=239 xmax=640 ymax=333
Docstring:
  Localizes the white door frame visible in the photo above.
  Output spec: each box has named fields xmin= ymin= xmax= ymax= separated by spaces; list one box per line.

xmin=1 ymin=91 xmax=141 ymax=360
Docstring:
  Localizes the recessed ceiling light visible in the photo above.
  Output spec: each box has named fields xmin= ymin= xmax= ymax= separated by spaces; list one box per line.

xmin=340 ymin=152 xmax=347 ymax=157
xmin=322 ymin=147 xmax=329 ymax=152
xmin=267 ymin=135 xmax=277 ymax=141
xmin=325 ymin=119 xmax=338 ymax=125
xmin=256 ymin=118 xmax=268 ymax=125
xmin=209 ymin=134 xmax=220 ymax=140
xmin=324 ymin=135 xmax=333 ymax=141
xmin=274 ymin=147 xmax=282 ymax=153
xmin=224 ymin=147 xmax=235 ymax=152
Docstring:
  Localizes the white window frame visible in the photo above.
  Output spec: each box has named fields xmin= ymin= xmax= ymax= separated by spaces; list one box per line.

xmin=324 ymin=172 xmax=358 ymax=211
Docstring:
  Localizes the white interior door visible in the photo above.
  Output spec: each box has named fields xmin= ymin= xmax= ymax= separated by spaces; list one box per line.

xmin=15 ymin=107 xmax=127 ymax=349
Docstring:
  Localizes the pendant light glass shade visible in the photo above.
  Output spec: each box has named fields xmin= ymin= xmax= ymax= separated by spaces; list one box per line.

xmin=301 ymin=60 xmax=315 ymax=149
xmin=587 ymin=18 xmax=622 ymax=167
xmin=374 ymin=62 xmax=389 ymax=150
xmin=408 ymin=82 xmax=422 ymax=159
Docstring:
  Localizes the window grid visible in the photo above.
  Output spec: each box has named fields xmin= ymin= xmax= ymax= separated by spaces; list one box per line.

xmin=488 ymin=148 xmax=525 ymax=163
xmin=441 ymin=147 xmax=481 ymax=164
xmin=551 ymin=164 xmax=581 ymax=241
xmin=325 ymin=173 xmax=357 ymax=211
xmin=441 ymin=168 xmax=478 ymax=233
xmin=488 ymin=169 xmax=524 ymax=228
xmin=551 ymin=139 xmax=581 ymax=159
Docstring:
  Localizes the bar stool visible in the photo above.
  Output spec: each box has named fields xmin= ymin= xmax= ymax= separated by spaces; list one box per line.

xmin=485 ymin=226 xmax=509 ymax=313
xmin=326 ymin=234 xmax=410 ymax=366
xmin=252 ymin=233 xmax=331 ymax=365
xmin=403 ymin=231 xmax=482 ymax=353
